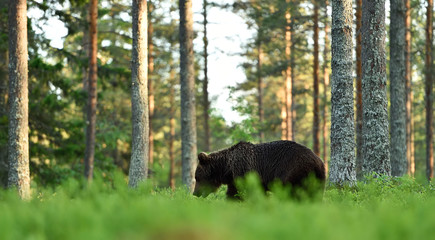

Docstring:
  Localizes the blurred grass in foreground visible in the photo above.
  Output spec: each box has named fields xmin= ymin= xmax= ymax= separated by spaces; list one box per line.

xmin=0 ymin=172 xmax=434 ymax=240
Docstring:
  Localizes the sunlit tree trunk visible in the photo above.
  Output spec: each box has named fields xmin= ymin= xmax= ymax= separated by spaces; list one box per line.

xmin=202 ymin=0 xmax=210 ymax=152
xmin=362 ymin=0 xmax=391 ymax=176
xmin=84 ymin=0 xmax=98 ymax=181
xmin=425 ymin=0 xmax=434 ymax=180
xmin=390 ymin=0 xmax=407 ymax=176
xmin=355 ymin=0 xmax=363 ymax=180
xmin=312 ymin=0 xmax=320 ymax=156
xmin=329 ymin=0 xmax=356 ymax=185
xmin=284 ymin=0 xmax=293 ymax=141
xmin=405 ymin=0 xmax=415 ymax=177
xmin=129 ymin=0 xmax=149 ymax=188
xmin=322 ymin=0 xmax=330 ymax=175
xmin=257 ymin=40 xmax=264 ymax=143
xmin=179 ymin=0 xmax=197 ymax=192
xmin=7 ymin=0 xmax=30 ymax=199
xmin=169 ymin=83 xmax=176 ymax=190
xmin=291 ymin=17 xmax=296 ymax=139
xmin=148 ymin=1 xmax=154 ymax=166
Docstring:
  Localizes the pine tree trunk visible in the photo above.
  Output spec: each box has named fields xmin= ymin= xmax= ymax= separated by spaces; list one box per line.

xmin=257 ymin=41 xmax=264 ymax=143
xmin=291 ymin=19 xmax=296 ymax=139
xmin=322 ymin=0 xmax=329 ymax=175
xmin=355 ymin=0 xmax=363 ymax=180
xmin=329 ymin=0 xmax=356 ymax=185
xmin=390 ymin=0 xmax=407 ymax=177
xmin=284 ymin=0 xmax=293 ymax=141
xmin=362 ymin=0 xmax=391 ymax=176
xmin=129 ymin=0 xmax=149 ymax=188
xmin=7 ymin=0 xmax=30 ymax=199
xmin=405 ymin=0 xmax=414 ymax=177
xmin=425 ymin=0 xmax=434 ymax=180
xmin=202 ymin=0 xmax=210 ymax=152
xmin=169 ymin=90 xmax=176 ymax=190
xmin=179 ymin=0 xmax=197 ymax=192
xmin=148 ymin=1 xmax=154 ymax=166
xmin=312 ymin=0 xmax=320 ymax=156
xmin=84 ymin=0 xmax=98 ymax=181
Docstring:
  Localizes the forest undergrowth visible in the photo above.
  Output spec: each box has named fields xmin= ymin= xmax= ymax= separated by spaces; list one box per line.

xmin=0 ymin=172 xmax=434 ymax=240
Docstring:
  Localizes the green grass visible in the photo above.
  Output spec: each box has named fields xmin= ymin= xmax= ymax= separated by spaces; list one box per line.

xmin=1 ymin=173 xmax=434 ymax=240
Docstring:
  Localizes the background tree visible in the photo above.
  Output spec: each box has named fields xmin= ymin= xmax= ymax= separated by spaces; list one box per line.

xmin=329 ymin=0 xmax=356 ymax=185
xmin=283 ymin=0 xmax=293 ymax=141
xmin=362 ymin=0 xmax=391 ymax=176
xmin=84 ymin=0 xmax=98 ymax=181
xmin=148 ymin=1 xmax=155 ymax=165
xmin=322 ymin=0 xmax=330 ymax=173
xmin=390 ymin=0 xmax=407 ymax=176
xmin=129 ymin=0 xmax=149 ymax=188
xmin=405 ymin=0 xmax=415 ymax=177
xmin=312 ymin=0 xmax=320 ymax=156
xmin=202 ymin=0 xmax=211 ymax=152
xmin=425 ymin=0 xmax=433 ymax=180
xmin=179 ymin=0 xmax=197 ymax=192
xmin=8 ymin=0 xmax=30 ymax=198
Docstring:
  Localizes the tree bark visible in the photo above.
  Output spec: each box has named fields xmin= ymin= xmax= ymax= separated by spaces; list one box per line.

xmin=7 ymin=0 xmax=30 ymax=199
xmin=169 ymin=86 xmax=176 ymax=190
xmin=84 ymin=0 xmax=98 ymax=181
xmin=257 ymin=40 xmax=264 ymax=143
xmin=148 ymin=1 xmax=154 ymax=166
xmin=129 ymin=0 xmax=149 ymax=188
xmin=425 ymin=0 xmax=434 ymax=180
xmin=179 ymin=0 xmax=197 ymax=192
xmin=390 ymin=0 xmax=407 ymax=176
xmin=312 ymin=0 xmax=320 ymax=156
xmin=362 ymin=0 xmax=391 ymax=176
xmin=284 ymin=0 xmax=293 ymax=141
xmin=355 ymin=0 xmax=363 ymax=180
xmin=405 ymin=0 xmax=415 ymax=177
xmin=329 ymin=0 xmax=356 ymax=186
xmin=202 ymin=0 xmax=210 ymax=152
xmin=322 ymin=0 xmax=330 ymax=175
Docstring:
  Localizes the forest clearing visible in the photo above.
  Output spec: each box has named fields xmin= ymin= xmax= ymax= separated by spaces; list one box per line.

xmin=1 ymin=0 xmax=435 ymax=239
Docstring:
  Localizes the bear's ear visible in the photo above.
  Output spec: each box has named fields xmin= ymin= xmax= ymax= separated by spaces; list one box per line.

xmin=198 ymin=152 xmax=209 ymax=165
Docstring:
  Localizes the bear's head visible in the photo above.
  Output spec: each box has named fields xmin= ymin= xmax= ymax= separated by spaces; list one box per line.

xmin=193 ymin=152 xmax=223 ymax=197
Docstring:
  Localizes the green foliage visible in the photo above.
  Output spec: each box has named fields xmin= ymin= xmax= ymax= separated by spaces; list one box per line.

xmin=1 ymin=177 xmax=435 ymax=240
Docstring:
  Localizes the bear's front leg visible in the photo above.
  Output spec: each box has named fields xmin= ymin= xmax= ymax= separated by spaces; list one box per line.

xmin=226 ymin=183 xmax=240 ymax=200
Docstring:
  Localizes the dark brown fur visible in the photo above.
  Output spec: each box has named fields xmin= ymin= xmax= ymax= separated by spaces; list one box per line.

xmin=194 ymin=140 xmax=326 ymax=199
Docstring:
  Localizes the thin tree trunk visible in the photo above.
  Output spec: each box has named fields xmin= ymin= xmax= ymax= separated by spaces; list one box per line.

xmin=405 ymin=0 xmax=414 ymax=176
xmin=179 ymin=0 xmax=197 ymax=192
xmin=362 ymin=0 xmax=391 ymax=176
xmin=322 ymin=0 xmax=329 ymax=175
xmin=129 ymin=0 xmax=149 ymax=188
xmin=291 ymin=18 xmax=296 ymax=139
xmin=169 ymin=85 xmax=176 ymax=190
xmin=84 ymin=0 xmax=98 ymax=181
xmin=284 ymin=0 xmax=293 ymax=141
xmin=390 ymin=0 xmax=407 ymax=177
xmin=203 ymin=0 xmax=210 ymax=152
xmin=313 ymin=1 xmax=320 ymax=156
xmin=329 ymin=0 xmax=356 ymax=186
xmin=8 ymin=0 xmax=30 ymax=199
xmin=355 ymin=0 xmax=363 ymax=180
xmin=425 ymin=0 xmax=434 ymax=180
xmin=257 ymin=41 xmax=264 ymax=143
xmin=148 ymin=1 xmax=154 ymax=165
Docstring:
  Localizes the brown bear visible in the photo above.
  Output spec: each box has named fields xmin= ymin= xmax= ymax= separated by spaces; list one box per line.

xmin=193 ymin=140 xmax=326 ymax=199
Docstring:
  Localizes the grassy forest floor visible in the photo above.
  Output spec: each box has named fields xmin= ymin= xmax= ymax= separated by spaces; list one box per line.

xmin=1 ymin=172 xmax=434 ymax=240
